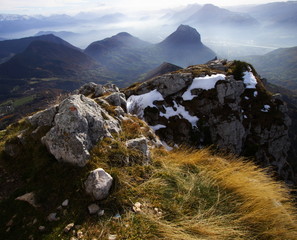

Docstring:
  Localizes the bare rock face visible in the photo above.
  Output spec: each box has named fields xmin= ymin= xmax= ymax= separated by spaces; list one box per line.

xmin=125 ymin=72 xmax=193 ymax=98
xmin=77 ymin=82 xmax=120 ymax=98
xmin=37 ymin=94 xmax=121 ymax=167
xmin=104 ymin=92 xmax=127 ymax=112
xmin=84 ymin=168 xmax=113 ymax=200
xmin=125 ymin=60 xmax=293 ymax=183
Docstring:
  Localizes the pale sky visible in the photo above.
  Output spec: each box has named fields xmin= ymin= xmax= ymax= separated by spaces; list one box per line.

xmin=0 ymin=0 xmax=288 ymax=15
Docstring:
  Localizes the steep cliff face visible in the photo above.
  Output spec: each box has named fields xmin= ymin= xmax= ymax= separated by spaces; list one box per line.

xmin=125 ymin=60 xmax=293 ymax=183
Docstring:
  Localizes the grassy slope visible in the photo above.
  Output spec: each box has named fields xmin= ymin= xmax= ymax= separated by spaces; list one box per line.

xmin=0 ymin=115 xmax=296 ymax=240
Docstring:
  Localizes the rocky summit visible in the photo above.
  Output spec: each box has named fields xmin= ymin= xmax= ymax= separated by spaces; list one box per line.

xmin=1 ymin=60 xmax=297 ymax=240
xmin=9 ymin=59 xmax=293 ymax=183
xmin=17 ymin=59 xmax=295 ymax=183
xmin=125 ymin=59 xmax=294 ymax=183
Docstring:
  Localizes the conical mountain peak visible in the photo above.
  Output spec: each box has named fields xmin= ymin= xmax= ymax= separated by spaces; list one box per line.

xmin=159 ymin=24 xmax=201 ymax=46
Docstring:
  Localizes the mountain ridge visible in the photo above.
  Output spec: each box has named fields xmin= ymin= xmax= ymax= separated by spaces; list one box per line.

xmin=84 ymin=24 xmax=216 ymax=77
xmin=1 ymin=60 xmax=297 ymax=240
xmin=0 ymin=34 xmax=80 ymax=64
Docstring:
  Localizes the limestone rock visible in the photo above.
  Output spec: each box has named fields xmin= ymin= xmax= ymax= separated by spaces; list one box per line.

xmin=77 ymin=82 xmax=120 ymax=98
xmin=78 ymin=82 xmax=96 ymax=95
xmin=27 ymin=105 xmax=58 ymax=127
xmin=126 ymin=72 xmax=193 ymax=98
xmin=41 ymin=95 xmax=120 ymax=167
xmin=126 ymin=137 xmax=150 ymax=164
xmin=84 ymin=168 xmax=113 ymax=200
xmin=114 ymin=106 xmax=125 ymax=119
xmin=104 ymin=92 xmax=127 ymax=112
xmin=210 ymin=118 xmax=246 ymax=154
xmin=124 ymin=60 xmax=294 ymax=183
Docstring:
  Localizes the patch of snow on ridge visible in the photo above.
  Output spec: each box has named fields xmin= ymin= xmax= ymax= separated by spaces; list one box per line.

xmin=150 ymin=124 xmax=166 ymax=131
xmin=160 ymin=101 xmax=199 ymax=127
xmin=161 ymin=141 xmax=173 ymax=151
xmin=127 ymin=89 xmax=164 ymax=118
xmin=243 ymin=71 xmax=257 ymax=89
xmin=182 ymin=74 xmax=226 ymax=100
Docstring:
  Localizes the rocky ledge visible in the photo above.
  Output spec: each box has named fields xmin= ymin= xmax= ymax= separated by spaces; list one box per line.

xmin=125 ymin=60 xmax=294 ymax=183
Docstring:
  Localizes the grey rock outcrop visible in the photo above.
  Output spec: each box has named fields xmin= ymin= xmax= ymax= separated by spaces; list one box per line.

xmin=41 ymin=94 xmax=120 ymax=166
xmin=77 ymin=82 xmax=120 ymax=98
xmin=104 ymin=92 xmax=127 ymax=112
xmin=126 ymin=137 xmax=150 ymax=164
xmin=125 ymin=60 xmax=293 ymax=183
xmin=126 ymin=72 xmax=193 ymax=98
xmin=27 ymin=105 xmax=58 ymax=127
xmin=26 ymin=94 xmax=121 ymax=167
xmin=84 ymin=168 xmax=113 ymax=200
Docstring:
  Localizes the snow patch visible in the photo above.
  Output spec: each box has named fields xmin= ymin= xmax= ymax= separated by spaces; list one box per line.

xmin=244 ymin=96 xmax=249 ymax=100
xmin=160 ymin=101 xmax=199 ymax=127
xmin=261 ymin=105 xmax=270 ymax=113
xmin=150 ymin=124 xmax=166 ymax=131
xmin=182 ymin=74 xmax=226 ymax=100
xmin=161 ymin=141 xmax=173 ymax=151
xmin=243 ymin=71 xmax=257 ymax=89
xmin=254 ymin=91 xmax=258 ymax=97
xmin=127 ymin=89 xmax=164 ymax=118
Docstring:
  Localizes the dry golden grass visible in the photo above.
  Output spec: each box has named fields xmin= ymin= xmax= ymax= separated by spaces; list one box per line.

xmin=156 ymin=148 xmax=297 ymax=240
xmin=80 ymin=146 xmax=297 ymax=239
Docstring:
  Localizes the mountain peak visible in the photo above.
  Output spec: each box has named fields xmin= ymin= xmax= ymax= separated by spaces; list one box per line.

xmin=176 ymin=24 xmax=196 ymax=32
xmin=160 ymin=24 xmax=201 ymax=47
xmin=202 ymin=3 xmax=218 ymax=9
xmin=114 ymin=32 xmax=133 ymax=38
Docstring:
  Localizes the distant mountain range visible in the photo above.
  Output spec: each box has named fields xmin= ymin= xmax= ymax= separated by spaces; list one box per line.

xmin=0 ymin=40 xmax=103 ymax=79
xmin=241 ymin=46 xmax=297 ymax=91
xmin=237 ymin=1 xmax=297 ymax=28
xmin=1 ymin=2 xmax=296 ymax=47
xmin=185 ymin=4 xmax=259 ymax=28
xmin=84 ymin=25 xmax=215 ymax=79
xmin=0 ymin=25 xmax=215 ymax=103
xmin=0 ymin=34 xmax=78 ymax=63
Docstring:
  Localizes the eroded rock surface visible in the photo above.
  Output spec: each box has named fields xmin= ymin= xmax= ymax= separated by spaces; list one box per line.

xmin=125 ymin=60 xmax=293 ymax=182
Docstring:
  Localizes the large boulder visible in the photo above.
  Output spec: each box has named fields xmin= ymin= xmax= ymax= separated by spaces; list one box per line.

xmin=84 ymin=168 xmax=113 ymax=200
xmin=41 ymin=94 xmax=120 ymax=167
